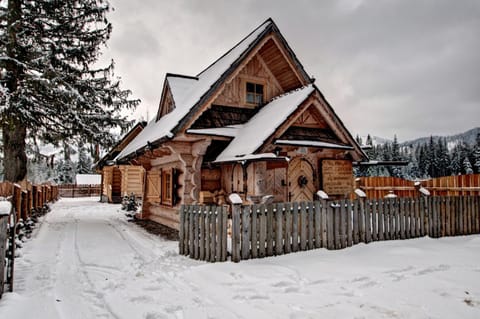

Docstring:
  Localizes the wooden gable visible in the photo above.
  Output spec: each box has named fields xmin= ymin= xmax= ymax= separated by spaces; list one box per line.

xmin=255 ymin=93 xmax=358 ymax=155
xmin=156 ymin=81 xmax=175 ymax=121
xmin=183 ymin=28 xmax=312 ymax=134
xmin=212 ymin=54 xmax=284 ymax=108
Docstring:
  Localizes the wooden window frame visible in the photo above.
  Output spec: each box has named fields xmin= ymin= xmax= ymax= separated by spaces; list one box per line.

xmin=245 ymin=81 xmax=265 ymax=106
xmin=161 ymin=168 xmax=173 ymax=206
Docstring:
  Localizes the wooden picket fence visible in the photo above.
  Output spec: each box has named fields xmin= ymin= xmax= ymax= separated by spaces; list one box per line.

xmin=178 ymin=205 xmax=229 ymax=262
xmin=179 ymin=195 xmax=480 ymax=262
xmin=357 ymin=174 xmax=480 ymax=198
xmin=0 ymin=181 xmax=59 ymax=298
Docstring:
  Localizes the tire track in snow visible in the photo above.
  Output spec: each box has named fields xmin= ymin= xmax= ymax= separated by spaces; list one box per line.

xmin=72 ymin=218 xmax=122 ymax=319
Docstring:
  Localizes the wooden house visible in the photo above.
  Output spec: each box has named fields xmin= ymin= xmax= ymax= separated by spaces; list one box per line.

xmin=113 ymin=18 xmax=367 ymax=229
xmin=95 ymin=122 xmax=146 ymax=203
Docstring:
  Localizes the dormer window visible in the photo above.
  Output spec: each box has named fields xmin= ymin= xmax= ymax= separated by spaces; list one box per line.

xmin=246 ymin=82 xmax=264 ymax=105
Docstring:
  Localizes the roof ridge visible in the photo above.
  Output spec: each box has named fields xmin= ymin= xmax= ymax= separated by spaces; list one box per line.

xmin=196 ymin=18 xmax=274 ymax=78
xmin=268 ymin=84 xmax=312 ymax=102
xmin=166 ymin=73 xmax=198 ymax=80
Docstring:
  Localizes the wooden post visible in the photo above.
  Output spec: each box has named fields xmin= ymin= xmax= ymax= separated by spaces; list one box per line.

xmin=221 ymin=206 xmax=228 ymax=262
xmin=199 ymin=206 xmax=206 ymax=260
xmin=292 ymin=202 xmax=299 ymax=252
xmin=321 ymin=199 xmax=327 ymax=248
xmin=378 ymin=199 xmax=384 ymax=241
xmin=266 ymin=204 xmax=274 ymax=256
xmin=259 ymin=204 xmax=267 ymax=257
xmin=231 ymin=203 xmax=241 ymax=263
xmin=276 ymin=203 xmax=284 ymax=255
xmin=307 ymin=202 xmax=314 ymax=250
xmin=0 ymin=215 xmax=9 ymax=298
xmin=300 ymin=202 xmax=307 ymax=251
xmin=241 ymin=205 xmax=251 ymax=260
xmin=251 ymin=204 xmax=259 ymax=258
xmin=215 ymin=206 xmax=222 ymax=262
xmin=359 ymin=198 xmax=366 ymax=243
xmin=284 ymin=203 xmax=292 ymax=253
xmin=179 ymin=205 xmax=185 ymax=255
xmin=314 ymin=201 xmax=322 ymax=248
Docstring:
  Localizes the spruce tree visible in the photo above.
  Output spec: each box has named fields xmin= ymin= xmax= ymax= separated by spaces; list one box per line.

xmin=474 ymin=133 xmax=480 ymax=173
xmin=77 ymin=141 xmax=93 ymax=174
xmin=0 ymin=0 xmax=139 ymax=182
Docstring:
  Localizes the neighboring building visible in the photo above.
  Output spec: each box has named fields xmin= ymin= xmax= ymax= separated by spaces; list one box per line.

xmin=95 ymin=122 xmax=146 ymax=203
xmin=112 ymin=18 xmax=367 ymax=229
xmin=75 ymin=174 xmax=101 ymax=185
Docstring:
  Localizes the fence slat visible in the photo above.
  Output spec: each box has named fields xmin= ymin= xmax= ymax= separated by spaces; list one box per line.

xmin=300 ymin=202 xmax=307 ymax=251
xmin=365 ymin=199 xmax=371 ymax=243
xmin=199 ymin=206 xmax=206 ymax=260
xmin=353 ymin=198 xmax=359 ymax=244
xmin=284 ymin=203 xmax=292 ymax=253
xmin=179 ymin=206 xmax=185 ymax=255
xmin=259 ymin=204 xmax=267 ymax=258
xmin=308 ymin=202 xmax=315 ymax=250
xmin=267 ymin=204 xmax=274 ymax=256
xmin=251 ymin=204 xmax=258 ymax=258
xmin=241 ymin=205 xmax=250 ymax=260
xmin=205 ymin=208 xmax=211 ymax=260
xmin=314 ymin=201 xmax=321 ymax=248
xmin=347 ymin=199 xmax=353 ymax=247
xmin=292 ymin=202 xmax=299 ymax=252
xmin=378 ymin=199 xmax=384 ymax=241
xmin=276 ymin=203 xmax=284 ymax=255
xmin=371 ymin=199 xmax=378 ymax=241
xmin=327 ymin=203 xmax=334 ymax=250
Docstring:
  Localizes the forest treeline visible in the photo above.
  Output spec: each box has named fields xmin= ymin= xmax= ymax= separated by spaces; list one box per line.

xmin=355 ymin=131 xmax=480 ymax=179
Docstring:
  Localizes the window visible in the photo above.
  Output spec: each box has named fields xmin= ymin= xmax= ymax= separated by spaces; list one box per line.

xmin=161 ymin=169 xmax=173 ymax=206
xmin=246 ymin=82 xmax=264 ymax=105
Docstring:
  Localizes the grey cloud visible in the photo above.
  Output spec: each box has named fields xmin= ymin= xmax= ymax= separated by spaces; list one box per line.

xmin=106 ymin=0 xmax=480 ymax=140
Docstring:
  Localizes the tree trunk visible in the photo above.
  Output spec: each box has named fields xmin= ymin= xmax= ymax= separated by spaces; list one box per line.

xmin=3 ymin=121 xmax=27 ymax=182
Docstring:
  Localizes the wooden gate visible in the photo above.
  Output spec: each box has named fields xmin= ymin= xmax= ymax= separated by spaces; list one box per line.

xmin=288 ymin=157 xmax=315 ymax=202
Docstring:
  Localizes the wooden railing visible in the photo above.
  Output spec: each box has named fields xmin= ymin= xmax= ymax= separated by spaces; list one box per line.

xmin=0 ymin=181 xmax=59 ymax=298
xmin=356 ymin=174 xmax=480 ymax=198
xmin=179 ymin=195 xmax=480 ymax=262
xmin=57 ymin=184 xmax=101 ymax=198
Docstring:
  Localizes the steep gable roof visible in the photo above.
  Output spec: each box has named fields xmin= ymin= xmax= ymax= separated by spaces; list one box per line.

xmin=94 ymin=121 xmax=146 ymax=169
xmin=116 ymin=18 xmax=312 ymax=161
xmin=214 ymin=85 xmax=315 ymax=162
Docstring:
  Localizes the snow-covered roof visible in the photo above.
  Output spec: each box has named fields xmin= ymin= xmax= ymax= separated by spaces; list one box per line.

xmin=214 ymin=85 xmax=315 ymax=162
xmin=76 ymin=174 xmax=101 ymax=185
xmin=275 ymin=139 xmax=354 ymax=150
xmin=186 ymin=125 xmax=242 ymax=138
xmin=116 ymin=20 xmax=273 ymax=161
xmin=214 ymin=153 xmax=288 ymax=163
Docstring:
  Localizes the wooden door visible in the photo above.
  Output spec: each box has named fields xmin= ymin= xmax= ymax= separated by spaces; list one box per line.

xmin=266 ymin=162 xmax=287 ymax=202
xmin=112 ymin=167 xmax=122 ymax=196
xmin=288 ymin=157 xmax=315 ymax=202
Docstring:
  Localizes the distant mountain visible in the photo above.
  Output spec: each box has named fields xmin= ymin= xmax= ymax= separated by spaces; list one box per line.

xmin=400 ymin=127 xmax=480 ymax=150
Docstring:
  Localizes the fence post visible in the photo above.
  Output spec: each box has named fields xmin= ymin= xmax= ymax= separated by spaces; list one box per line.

xmin=231 ymin=203 xmax=241 ymax=263
xmin=179 ymin=205 xmax=185 ymax=255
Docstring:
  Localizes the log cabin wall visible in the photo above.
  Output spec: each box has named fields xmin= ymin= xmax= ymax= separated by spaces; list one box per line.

xmin=119 ymin=166 xmax=145 ymax=198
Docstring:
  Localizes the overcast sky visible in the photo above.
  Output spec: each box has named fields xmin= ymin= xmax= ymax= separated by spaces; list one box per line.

xmin=101 ymin=0 xmax=480 ymax=142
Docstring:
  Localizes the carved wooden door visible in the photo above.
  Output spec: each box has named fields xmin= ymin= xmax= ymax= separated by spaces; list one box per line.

xmin=288 ymin=157 xmax=315 ymax=202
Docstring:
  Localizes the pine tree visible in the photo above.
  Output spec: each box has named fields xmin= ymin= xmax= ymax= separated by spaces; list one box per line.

xmin=0 ymin=0 xmax=139 ymax=182
xmin=473 ymin=133 xmax=480 ymax=173
xmin=77 ymin=142 xmax=93 ymax=174
xmin=463 ymin=157 xmax=473 ymax=175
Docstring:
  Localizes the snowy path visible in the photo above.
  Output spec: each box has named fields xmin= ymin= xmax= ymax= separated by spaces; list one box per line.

xmin=0 ymin=198 xmax=480 ymax=318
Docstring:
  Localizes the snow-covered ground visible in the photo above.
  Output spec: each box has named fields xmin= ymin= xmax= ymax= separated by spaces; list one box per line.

xmin=1 ymin=198 xmax=480 ymax=319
